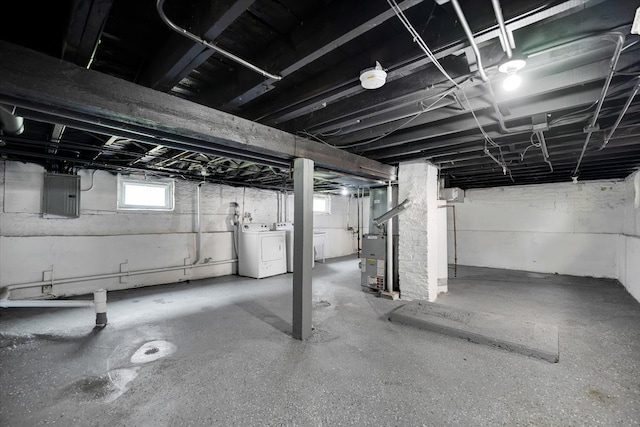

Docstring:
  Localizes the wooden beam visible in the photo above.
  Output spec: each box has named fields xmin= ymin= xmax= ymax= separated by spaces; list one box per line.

xmin=0 ymin=41 xmax=395 ymax=182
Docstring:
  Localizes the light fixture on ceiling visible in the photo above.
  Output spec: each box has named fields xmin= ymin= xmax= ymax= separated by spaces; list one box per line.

xmin=360 ymin=61 xmax=387 ymax=90
xmin=341 ymin=187 xmax=349 ymax=196
xmin=498 ymin=54 xmax=526 ymax=91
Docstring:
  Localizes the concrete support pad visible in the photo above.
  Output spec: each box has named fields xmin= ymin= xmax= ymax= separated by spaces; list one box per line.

xmin=389 ymin=300 xmax=559 ymax=363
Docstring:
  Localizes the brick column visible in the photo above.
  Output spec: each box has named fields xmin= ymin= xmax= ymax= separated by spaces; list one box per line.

xmin=398 ymin=161 xmax=439 ymax=301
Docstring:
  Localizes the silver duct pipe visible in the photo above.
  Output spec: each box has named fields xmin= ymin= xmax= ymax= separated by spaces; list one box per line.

xmin=450 ymin=0 xmax=489 ymax=82
xmin=491 ymin=0 xmax=513 ymax=59
xmin=156 ymin=0 xmax=282 ymax=81
xmin=599 ymin=78 xmax=640 ymax=151
xmin=0 ymin=104 xmax=25 ymax=135
xmin=572 ymin=32 xmax=626 ymax=177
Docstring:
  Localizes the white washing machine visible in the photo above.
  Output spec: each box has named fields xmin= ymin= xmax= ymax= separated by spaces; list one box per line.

xmin=238 ymin=223 xmax=287 ymax=279
xmin=275 ymin=222 xmax=314 ymax=272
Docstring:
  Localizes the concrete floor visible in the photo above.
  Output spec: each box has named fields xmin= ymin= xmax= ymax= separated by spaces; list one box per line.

xmin=1 ymin=257 xmax=639 ymax=426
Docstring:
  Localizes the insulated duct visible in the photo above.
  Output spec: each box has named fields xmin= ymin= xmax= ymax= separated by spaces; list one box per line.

xmin=0 ymin=104 xmax=24 ymax=135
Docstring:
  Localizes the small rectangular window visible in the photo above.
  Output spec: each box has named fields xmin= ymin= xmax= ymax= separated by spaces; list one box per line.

xmin=117 ymin=175 xmax=174 ymax=211
xmin=313 ymin=195 xmax=331 ymax=214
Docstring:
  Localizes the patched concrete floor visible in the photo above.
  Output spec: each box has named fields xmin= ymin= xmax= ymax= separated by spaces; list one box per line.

xmin=1 ymin=257 xmax=639 ymax=426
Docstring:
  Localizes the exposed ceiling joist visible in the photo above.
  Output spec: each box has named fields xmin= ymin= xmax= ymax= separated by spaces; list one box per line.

xmin=0 ymin=41 xmax=395 ymax=183
xmin=142 ymin=0 xmax=256 ymax=91
xmin=62 ymin=0 xmax=114 ymax=67
xmin=195 ymin=0 xmax=424 ymax=111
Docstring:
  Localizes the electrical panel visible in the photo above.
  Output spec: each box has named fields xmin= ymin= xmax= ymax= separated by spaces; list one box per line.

xmin=43 ymin=173 xmax=81 ymax=218
xmin=361 ymin=234 xmax=386 ymax=292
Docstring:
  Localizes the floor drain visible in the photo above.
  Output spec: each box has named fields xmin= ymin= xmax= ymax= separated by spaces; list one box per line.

xmin=130 ymin=340 xmax=176 ymax=364
xmin=144 ymin=347 xmax=159 ymax=355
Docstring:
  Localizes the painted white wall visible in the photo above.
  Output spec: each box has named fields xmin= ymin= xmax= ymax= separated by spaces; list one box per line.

xmin=437 ymin=200 xmax=448 ymax=294
xmin=447 ymin=180 xmax=626 ymax=279
xmin=398 ymin=161 xmax=439 ymax=301
xmin=0 ymin=161 xmax=359 ymax=299
xmin=618 ymin=170 xmax=640 ymax=302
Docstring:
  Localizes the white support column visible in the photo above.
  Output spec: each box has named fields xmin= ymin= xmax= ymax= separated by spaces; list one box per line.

xmin=292 ymin=158 xmax=314 ymax=340
xmin=398 ymin=161 xmax=439 ymax=301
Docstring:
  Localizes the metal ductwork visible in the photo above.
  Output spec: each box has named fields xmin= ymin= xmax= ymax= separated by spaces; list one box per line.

xmin=0 ymin=104 xmax=24 ymax=135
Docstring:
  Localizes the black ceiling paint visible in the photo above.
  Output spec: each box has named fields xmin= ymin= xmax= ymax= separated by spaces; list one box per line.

xmin=1 ymin=0 xmax=639 ymax=192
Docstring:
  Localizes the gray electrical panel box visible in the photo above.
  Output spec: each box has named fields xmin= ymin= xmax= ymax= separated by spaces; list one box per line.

xmin=43 ymin=173 xmax=81 ymax=218
xmin=361 ymin=234 xmax=386 ymax=292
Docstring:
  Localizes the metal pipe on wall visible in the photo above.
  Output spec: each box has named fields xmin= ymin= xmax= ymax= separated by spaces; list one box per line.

xmin=0 ymin=299 xmax=94 ymax=308
xmin=386 ymin=181 xmax=394 ymax=293
xmin=193 ymin=182 xmax=204 ymax=265
xmin=572 ymin=32 xmax=626 ymax=177
xmin=0 ymin=259 xmax=238 ymax=299
xmin=1 ymin=289 xmax=108 ymax=327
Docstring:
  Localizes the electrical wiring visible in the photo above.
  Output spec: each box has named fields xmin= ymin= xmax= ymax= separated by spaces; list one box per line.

xmin=520 ymin=132 xmax=541 ymax=161
xmin=334 ymin=85 xmax=460 ymax=149
xmin=297 ymin=130 xmax=333 ymax=147
xmin=459 ymin=87 xmax=510 ymax=175
xmin=387 ymin=0 xmax=460 ymax=89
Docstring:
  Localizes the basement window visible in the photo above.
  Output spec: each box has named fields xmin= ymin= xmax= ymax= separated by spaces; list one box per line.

xmin=117 ymin=175 xmax=175 ymax=211
xmin=313 ymin=195 xmax=331 ymax=214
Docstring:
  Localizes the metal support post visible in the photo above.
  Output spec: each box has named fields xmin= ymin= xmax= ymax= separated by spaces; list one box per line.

xmin=292 ymin=158 xmax=314 ymax=340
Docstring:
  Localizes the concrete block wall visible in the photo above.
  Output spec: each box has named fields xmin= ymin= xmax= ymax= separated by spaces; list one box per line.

xmin=448 ymin=179 xmax=626 ymax=278
xmin=618 ymin=171 xmax=640 ymax=302
xmin=0 ymin=161 xmax=358 ymax=299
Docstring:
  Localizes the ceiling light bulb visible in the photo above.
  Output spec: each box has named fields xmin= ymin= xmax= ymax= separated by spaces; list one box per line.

xmin=503 ymin=72 xmax=522 ymax=91
xmin=341 ymin=187 xmax=349 ymax=196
